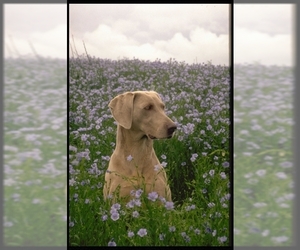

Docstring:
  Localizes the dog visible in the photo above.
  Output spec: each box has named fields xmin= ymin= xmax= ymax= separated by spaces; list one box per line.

xmin=103 ymin=91 xmax=177 ymax=202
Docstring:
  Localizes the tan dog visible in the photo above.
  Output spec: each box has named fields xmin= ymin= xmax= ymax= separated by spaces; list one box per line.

xmin=103 ymin=91 xmax=177 ymax=202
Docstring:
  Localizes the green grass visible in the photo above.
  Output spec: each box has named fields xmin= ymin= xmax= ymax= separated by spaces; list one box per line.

xmin=69 ymin=56 xmax=231 ymax=246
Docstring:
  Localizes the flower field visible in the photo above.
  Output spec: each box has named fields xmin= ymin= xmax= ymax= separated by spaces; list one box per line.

xmin=69 ymin=56 xmax=231 ymax=246
xmin=4 ymin=57 xmax=67 ymax=246
xmin=234 ymin=63 xmax=294 ymax=246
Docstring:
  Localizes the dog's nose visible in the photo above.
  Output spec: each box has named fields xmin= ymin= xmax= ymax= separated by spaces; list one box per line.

xmin=168 ymin=125 xmax=177 ymax=135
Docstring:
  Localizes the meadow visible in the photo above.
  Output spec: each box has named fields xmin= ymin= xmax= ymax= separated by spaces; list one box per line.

xmin=69 ymin=56 xmax=231 ymax=246
xmin=4 ymin=57 xmax=67 ymax=246
xmin=234 ymin=63 xmax=294 ymax=246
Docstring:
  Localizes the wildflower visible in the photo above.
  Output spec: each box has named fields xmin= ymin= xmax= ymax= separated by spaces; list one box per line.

xmin=127 ymin=155 xmax=133 ymax=161
xmin=165 ymin=201 xmax=174 ymax=210
xmin=111 ymin=203 xmax=121 ymax=210
xmin=126 ymin=199 xmax=135 ymax=209
xmin=111 ymin=212 xmax=120 ymax=221
xmin=161 ymin=154 xmax=167 ymax=160
xmin=69 ymin=221 xmax=75 ymax=227
xmin=222 ymin=162 xmax=229 ymax=168
xmin=128 ymin=231 xmax=134 ymax=238
xmin=212 ymin=230 xmax=217 ymax=236
xmin=108 ymin=239 xmax=117 ymax=246
xmin=208 ymin=202 xmax=215 ymax=208
xmin=32 ymin=198 xmax=41 ymax=204
xmin=276 ymin=172 xmax=287 ymax=179
xmin=69 ymin=178 xmax=77 ymax=186
xmin=148 ymin=191 xmax=158 ymax=202
xmin=169 ymin=226 xmax=176 ymax=232
xmin=256 ymin=169 xmax=266 ymax=177
xmin=85 ymin=199 xmax=90 ymax=204
xmin=271 ymin=236 xmax=289 ymax=243
xmin=209 ymin=169 xmax=215 ymax=176
xmin=134 ymin=199 xmax=142 ymax=207
xmin=190 ymin=153 xmax=198 ymax=162
xmin=262 ymin=230 xmax=270 ymax=237
xmin=160 ymin=197 xmax=167 ymax=203
xmin=184 ymin=235 xmax=191 ymax=242
xmin=181 ymin=232 xmax=187 ymax=237
xmin=135 ymin=189 xmax=143 ymax=198
xmin=137 ymin=228 xmax=147 ymax=237
xmin=181 ymin=162 xmax=186 ymax=166
xmin=159 ymin=233 xmax=165 ymax=240
xmin=132 ymin=211 xmax=139 ymax=218
xmin=194 ymin=228 xmax=201 ymax=235
xmin=161 ymin=161 xmax=167 ymax=168
xmin=154 ymin=164 xmax=161 ymax=171
xmin=218 ymin=236 xmax=227 ymax=243
xmin=280 ymin=161 xmax=292 ymax=168
xmin=220 ymin=172 xmax=226 ymax=179
xmin=110 ymin=208 xmax=118 ymax=214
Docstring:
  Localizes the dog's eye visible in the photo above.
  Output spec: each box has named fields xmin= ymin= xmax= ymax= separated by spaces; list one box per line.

xmin=144 ymin=105 xmax=152 ymax=110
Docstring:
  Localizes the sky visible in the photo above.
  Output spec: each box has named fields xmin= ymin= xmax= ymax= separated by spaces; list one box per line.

xmin=3 ymin=4 xmax=294 ymax=66
xmin=4 ymin=4 xmax=67 ymax=59
xmin=70 ymin=4 xmax=230 ymax=65
xmin=234 ymin=4 xmax=294 ymax=66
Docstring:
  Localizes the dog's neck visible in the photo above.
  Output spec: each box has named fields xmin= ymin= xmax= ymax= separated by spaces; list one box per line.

xmin=113 ymin=125 xmax=157 ymax=173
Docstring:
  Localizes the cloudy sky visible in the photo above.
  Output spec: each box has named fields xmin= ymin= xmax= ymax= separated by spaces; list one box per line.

xmin=234 ymin=4 xmax=294 ymax=66
xmin=4 ymin=4 xmax=294 ymax=66
xmin=4 ymin=4 xmax=66 ymax=59
xmin=70 ymin=4 xmax=230 ymax=65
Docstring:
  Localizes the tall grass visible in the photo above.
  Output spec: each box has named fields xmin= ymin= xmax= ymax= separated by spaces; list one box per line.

xmin=69 ymin=53 xmax=231 ymax=246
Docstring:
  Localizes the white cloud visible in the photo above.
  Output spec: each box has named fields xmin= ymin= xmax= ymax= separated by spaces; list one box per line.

xmin=234 ymin=27 xmax=293 ymax=66
xmin=4 ymin=4 xmax=66 ymax=59
xmin=234 ymin=4 xmax=294 ymax=66
xmin=71 ymin=24 xmax=229 ymax=65
xmin=70 ymin=4 xmax=230 ymax=65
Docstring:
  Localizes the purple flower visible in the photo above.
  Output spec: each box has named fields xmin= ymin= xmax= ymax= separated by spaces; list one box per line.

xmin=161 ymin=161 xmax=167 ymax=168
xmin=128 ymin=231 xmax=134 ymax=238
xmin=126 ymin=199 xmax=135 ymax=209
xmin=222 ymin=162 xmax=229 ymax=168
xmin=190 ymin=153 xmax=198 ymax=162
xmin=165 ymin=201 xmax=174 ymax=210
xmin=159 ymin=233 xmax=165 ymax=240
xmin=102 ymin=215 xmax=108 ymax=221
xmin=132 ymin=211 xmax=139 ymax=218
xmin=127 ymin=155 xmax=133 ymax=161
xmin=111 ymin=212 xmax=120 ymax=221
xmin=108 ymin=239 xmax=116 ymax=246
xmin=148 ymin=191 xmax=158 ymax=202
xmin=135 ymin=189 xmax=143 ymax=198
xmin=154 ymin=164 xmax=161 ymax=171
xmin=220 ymin=172 xmax=226 ymax=179
xmin=134 ymin=199 xmax=142 ymax=207
xmin=137 ymin=228 xmax=147 ymax=237
xmin=169 ymin=226 xmax=176 ymax=232
xmin=111 ymin=203 xmax=121 ymax=210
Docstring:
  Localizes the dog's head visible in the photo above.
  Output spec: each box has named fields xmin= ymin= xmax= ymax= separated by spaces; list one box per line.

xmin=109 ymin=91 xmax=177 ymax=139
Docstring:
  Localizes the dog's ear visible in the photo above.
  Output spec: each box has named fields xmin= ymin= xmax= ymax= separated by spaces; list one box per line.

xmin=109 ymin=92 xmax=134 ymax=129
